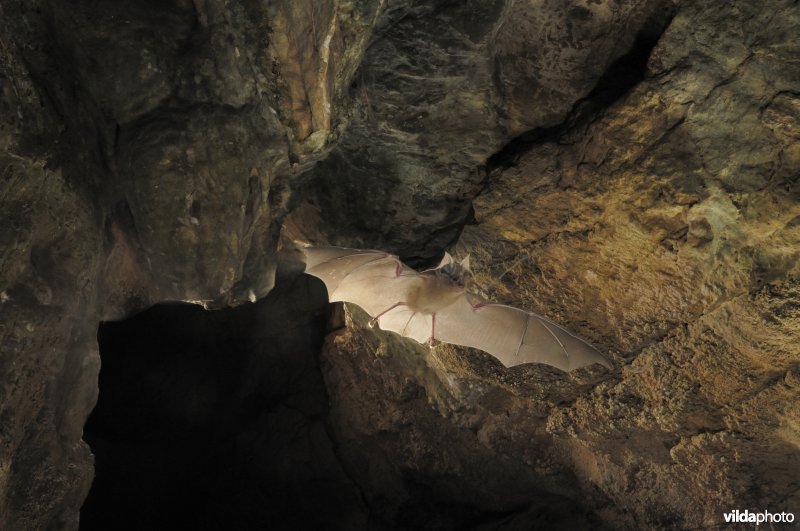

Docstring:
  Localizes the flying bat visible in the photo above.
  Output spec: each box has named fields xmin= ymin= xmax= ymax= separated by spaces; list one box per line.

xmin=302 ymin=245 xmax=611 ymax=372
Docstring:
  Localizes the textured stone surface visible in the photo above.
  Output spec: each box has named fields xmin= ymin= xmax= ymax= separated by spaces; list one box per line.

xmin=303 ymin=0 xmax=670 ymax=259
xmin=1 ymin=0 xmax=799 ymax=528
xmin=320 ymin=307 xmax=608 ymax=529
xmin=306 ymin=0 xmax=800 ymax=528
xmin=0 ymin=4 xmax=100 ymax=529
xmin=1 ymin=0 xmax=370 ymax=527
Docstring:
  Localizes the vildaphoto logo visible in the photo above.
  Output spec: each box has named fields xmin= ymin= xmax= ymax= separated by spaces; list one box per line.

xmin=723 ymin=509 xmax=795 ymax=525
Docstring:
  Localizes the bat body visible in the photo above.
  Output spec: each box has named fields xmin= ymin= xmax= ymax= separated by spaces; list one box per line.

xmin=303 ymin=246 xmax=611 ymax=372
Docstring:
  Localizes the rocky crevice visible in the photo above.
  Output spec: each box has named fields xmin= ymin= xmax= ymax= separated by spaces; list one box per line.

xmin=488 ymin=7 xmax=676 ymax=173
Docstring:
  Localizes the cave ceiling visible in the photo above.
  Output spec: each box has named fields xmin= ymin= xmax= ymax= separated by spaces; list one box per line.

xmin=1 ymin=0 xmax=799 ymax=529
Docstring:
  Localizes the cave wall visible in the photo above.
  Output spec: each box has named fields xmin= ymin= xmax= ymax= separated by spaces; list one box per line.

xmin=319 ymin=2 xmax=800 ymax=527
xmin=1 ymin=0 xmax=799 ymax=529
xmin=303 ymin=0 xmax=670 ymax=258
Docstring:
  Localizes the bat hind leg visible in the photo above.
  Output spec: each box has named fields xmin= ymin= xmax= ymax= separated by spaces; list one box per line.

xmin=427 ymin=313 xmax=439 ymax=347
xmin=368 ymin=302 xmax=406 ymax=328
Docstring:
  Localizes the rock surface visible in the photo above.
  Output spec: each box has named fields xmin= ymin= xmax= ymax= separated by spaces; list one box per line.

xmin=1 ymin=0 xmax=799 ymax=529
xmin=303 ymin=0 xmax=670 ymax=259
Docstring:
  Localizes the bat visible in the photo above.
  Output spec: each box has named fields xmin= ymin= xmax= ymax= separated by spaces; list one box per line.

xmin=302 ymin=246 xmax=611 ymax=372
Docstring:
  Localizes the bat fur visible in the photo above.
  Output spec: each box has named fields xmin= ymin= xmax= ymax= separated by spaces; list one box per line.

xmin=303 ymin=245 xmax=611 ymax=372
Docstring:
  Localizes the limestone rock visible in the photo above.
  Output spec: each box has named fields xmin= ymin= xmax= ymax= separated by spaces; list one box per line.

xmin=1 ymin=0 xmax=799 ymax=529
xmin=0 ymin=7 xmax=100 ymax=528
xmin=303 ymin=0 xmax=673 ymax=259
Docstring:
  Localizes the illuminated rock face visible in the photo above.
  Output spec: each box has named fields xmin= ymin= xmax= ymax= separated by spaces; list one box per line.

xmin=2 ymin=0 xmax=799 ymax=529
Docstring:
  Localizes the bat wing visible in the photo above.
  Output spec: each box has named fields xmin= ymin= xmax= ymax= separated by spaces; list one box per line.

xmin=304 ymin=246 xmax=610 ymax=372
xmin=435 ymin=296 xmax=611 ymax=372
xmin=303 ymin=246 xmax=433 ymax=343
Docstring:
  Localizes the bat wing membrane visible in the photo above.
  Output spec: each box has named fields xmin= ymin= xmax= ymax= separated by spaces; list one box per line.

xmin=375 ymin=307 xmax=433 ymax=344
xmin=435 ymin=296 xmax=611 ymax=372
xmin=304 ymin=247 xmax=430 ymax=338
xmin=304 ymin=247 xmax=396 ymax=295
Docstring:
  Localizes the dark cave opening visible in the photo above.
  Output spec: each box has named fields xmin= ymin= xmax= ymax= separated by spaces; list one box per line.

xmin=79 ymin=271 xmax=601 ymax=530
xmin=79 ymin=275 xmax=366 ymax=530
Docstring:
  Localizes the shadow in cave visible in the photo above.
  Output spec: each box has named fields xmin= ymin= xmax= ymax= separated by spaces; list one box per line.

xmin=79 ymin=275 xmax=366 ymax=530
xmin=80 ymin=269 xmax=607 ymax=530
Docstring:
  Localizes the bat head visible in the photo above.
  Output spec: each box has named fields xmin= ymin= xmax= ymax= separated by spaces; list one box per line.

xmin=436 ymin=253 xmax=472 ymax=289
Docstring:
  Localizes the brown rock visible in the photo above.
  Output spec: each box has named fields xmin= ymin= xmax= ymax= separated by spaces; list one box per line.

xmin=1 ymin=0 xmax=799 ymax=528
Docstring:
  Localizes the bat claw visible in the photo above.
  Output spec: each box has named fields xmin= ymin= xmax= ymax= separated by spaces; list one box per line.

xmin=368 ymin=318 xmax=377 ymax=328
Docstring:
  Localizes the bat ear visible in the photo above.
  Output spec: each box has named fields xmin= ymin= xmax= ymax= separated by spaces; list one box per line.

xmin=460 ymin=254 xmax=471 ymax=272
xmin=438 ymin=252 xmax=454 ymax=268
